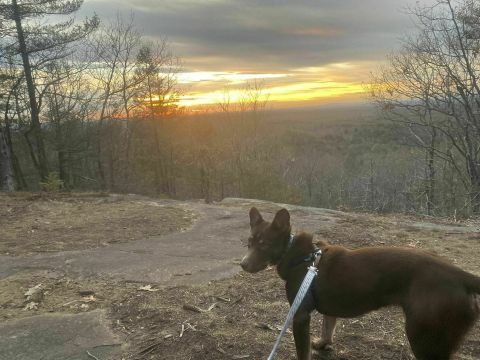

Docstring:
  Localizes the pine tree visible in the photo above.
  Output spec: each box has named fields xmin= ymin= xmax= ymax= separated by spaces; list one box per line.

xmin=0 ymin=0 xmax=98 ymax=181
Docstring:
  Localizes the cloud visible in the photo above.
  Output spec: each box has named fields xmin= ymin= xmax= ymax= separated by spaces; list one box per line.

xmin=79 ymin=0 xmax=435 ymax=106
xmin=81 ymin=0 xmax=420 ymax=72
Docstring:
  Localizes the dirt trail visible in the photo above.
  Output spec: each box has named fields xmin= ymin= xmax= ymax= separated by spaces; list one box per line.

xmin=0 ymin=201 xmax=243 ymax=285
xmin=0 ymin=196 xmax=340 ymax=285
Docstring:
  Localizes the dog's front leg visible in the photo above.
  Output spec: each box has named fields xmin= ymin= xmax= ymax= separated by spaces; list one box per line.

xmin=293 ymin=311 xmax=311 ymax=360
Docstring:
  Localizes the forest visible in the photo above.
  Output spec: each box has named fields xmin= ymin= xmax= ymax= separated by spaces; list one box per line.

xmin=1 ymin=0 xmax=480 ymax=217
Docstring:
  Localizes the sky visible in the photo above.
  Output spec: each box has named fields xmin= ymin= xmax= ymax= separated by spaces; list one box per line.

xmin=80 ymin=0 xmax=425 ymax=109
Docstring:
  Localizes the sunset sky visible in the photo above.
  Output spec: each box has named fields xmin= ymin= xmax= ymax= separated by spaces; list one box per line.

xmin=81 ymin=0 xmax=426 ymax=109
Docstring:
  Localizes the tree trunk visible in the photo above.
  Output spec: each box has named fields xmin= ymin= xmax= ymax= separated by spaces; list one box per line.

xmin=108 ymin=121 xmax=116 ymax=191
xmin=58 ymin=150 xmax=68 ymax=190
xmin=4 ymin=120 xmax=26 ymax=190
xmin=108 ymin=151 xmax=115 ymax=191
xmin=0 ymin=126 xmax=15 ymax=191
xmin=425 ymin=131 xmax=436 ymax=216
xmin=95 ymin=123 xmax=106 ymax=190
xmin=169 ymin=146 xmax=176 ymax=197
xmin=12 ymin=0 xmax=49 ymax=180
xmin=151 ymin=119 xmax=170 ymax=195
xmin=467 ymin=154 xmax=480 ymax=214
xmin=470 ymin=180 xmax=480 ymax=214
xmin=3 ymin=82 xmax=25 ymax=190
xmin=124 ymin=121 xmax=133 ymax=192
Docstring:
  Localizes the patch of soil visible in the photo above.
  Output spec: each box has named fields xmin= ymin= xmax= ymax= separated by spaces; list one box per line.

xmin=0 ymin=270 xmax=135 ymax=322
xmin=110 ymin=269 xmax=479 ymax=360
xmin=0 ymin=193 xmax=193 ymax=256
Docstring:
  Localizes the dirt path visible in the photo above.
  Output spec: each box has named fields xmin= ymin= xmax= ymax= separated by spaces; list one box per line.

xmin=0 ymin=197 xmax=341 ymax=285
xmin=0 ymin=201 xmax=244 ymax=285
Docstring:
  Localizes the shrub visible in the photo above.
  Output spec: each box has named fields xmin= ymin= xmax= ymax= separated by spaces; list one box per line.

xmin=40 ymin=172 xmax=64 ymax=192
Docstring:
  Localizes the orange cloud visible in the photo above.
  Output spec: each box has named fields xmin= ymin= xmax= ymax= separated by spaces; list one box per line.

xmin=177 ymin=62 xmax=370 ymax=109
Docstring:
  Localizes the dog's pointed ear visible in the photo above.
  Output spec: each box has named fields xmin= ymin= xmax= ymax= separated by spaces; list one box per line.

xmin=249 ymin=207 xmax=263 ymax=227
xmin=272 ymin=208 xmax=290 ymax=232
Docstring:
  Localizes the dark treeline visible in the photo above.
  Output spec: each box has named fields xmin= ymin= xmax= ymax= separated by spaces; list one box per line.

xmin=1 ymin=0 xmax=480 ymax=217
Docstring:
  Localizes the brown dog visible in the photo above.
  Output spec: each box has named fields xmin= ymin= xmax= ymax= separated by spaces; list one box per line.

xmin=240 ymin=207 xmax=480 ymax=360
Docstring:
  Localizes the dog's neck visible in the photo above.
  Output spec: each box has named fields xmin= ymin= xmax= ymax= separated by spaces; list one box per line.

xmin=276 ymin=232 xmax=316 ymax=281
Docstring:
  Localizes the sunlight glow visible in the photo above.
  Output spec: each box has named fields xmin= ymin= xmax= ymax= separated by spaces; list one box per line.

xmin=175 ymin=62 xmax=370 ymax=108
xmin=177 ymin=81 xmax=364 ymax=107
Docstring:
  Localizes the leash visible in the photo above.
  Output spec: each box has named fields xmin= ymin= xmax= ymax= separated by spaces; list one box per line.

xmin=267 ymin=249 xmax=322 ymax=360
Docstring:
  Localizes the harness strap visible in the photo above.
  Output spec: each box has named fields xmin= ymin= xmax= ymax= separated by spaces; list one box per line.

xmin=288 ymin=248 xmax=322 ymax=268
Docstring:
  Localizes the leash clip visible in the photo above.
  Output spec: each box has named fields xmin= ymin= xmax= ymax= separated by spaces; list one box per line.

xmin=311 ymin=249 xmax=322 ymax=269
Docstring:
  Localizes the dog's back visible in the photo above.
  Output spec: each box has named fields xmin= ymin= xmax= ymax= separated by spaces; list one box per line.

xmin=314 ymin=245 xmax=480 ymax=359
xmin=309 ymin=246 xmax=468 ymax=312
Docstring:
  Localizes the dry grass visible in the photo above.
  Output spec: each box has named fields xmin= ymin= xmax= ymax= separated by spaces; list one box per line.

xmin=0 ymin=270 xmax=136 ymax=322
xmin=0 ymin=192 xmax=193 ymax=256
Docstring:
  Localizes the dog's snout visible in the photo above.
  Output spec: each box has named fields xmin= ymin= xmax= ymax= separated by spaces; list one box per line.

xmin=239 ymin=247 xmax=268 ymax=273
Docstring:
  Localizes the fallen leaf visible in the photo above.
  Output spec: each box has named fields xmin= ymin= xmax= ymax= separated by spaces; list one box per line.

xmin=215 ymin=296 xmax=231 ymax=303
xmin=78 ymin=290 xmax=95 ymax=296
xmin=255 ymin=322 xmax=276 ymax=331
xmin=24 ymin=302 xmax=38 ymax=311
xmin=182 ymin=304 xmax=203 ymax=313
xmin=138 ymin=285 xmax=159 ymax=292
xmin=24 ymin=284 xmax=42 ymax=298
xmin=82 ymin=295 xmax=96 ymax=302
xmin=183 ymin=303 xmax=216 ymax=313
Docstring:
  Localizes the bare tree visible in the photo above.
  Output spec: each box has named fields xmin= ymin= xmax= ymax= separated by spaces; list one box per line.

xmin=370 ymin=0 xmax=480 ymax=214
xmin=88 ymin=14 xmax=133 ymax=190
xmin=41 ymin=58 xmax=97 ymax=188
xmin=0 ymin=55 xmax=30 ymax=189
xmin=0 ymin=0 xmax=98 ymax=181
xmin=87 ymin=14 xmax=178 ymax=191
xmin=0 ymin=124 xmax=14 ymax=191
xmin=218 ymin=81 xmax=269 ymax=197
xmin=135 ymin=40 xmax=180 ymax=195
xmin=0 ymin=64 xmax=15 ymax=191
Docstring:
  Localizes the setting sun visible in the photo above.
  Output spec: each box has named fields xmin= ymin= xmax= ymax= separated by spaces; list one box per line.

xmin=175 ymin=62 xmax=372 ymax=109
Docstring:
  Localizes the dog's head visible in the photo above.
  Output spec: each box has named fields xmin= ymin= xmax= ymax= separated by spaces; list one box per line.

xmin=240 ymin=207 xmax=291 ymax=273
